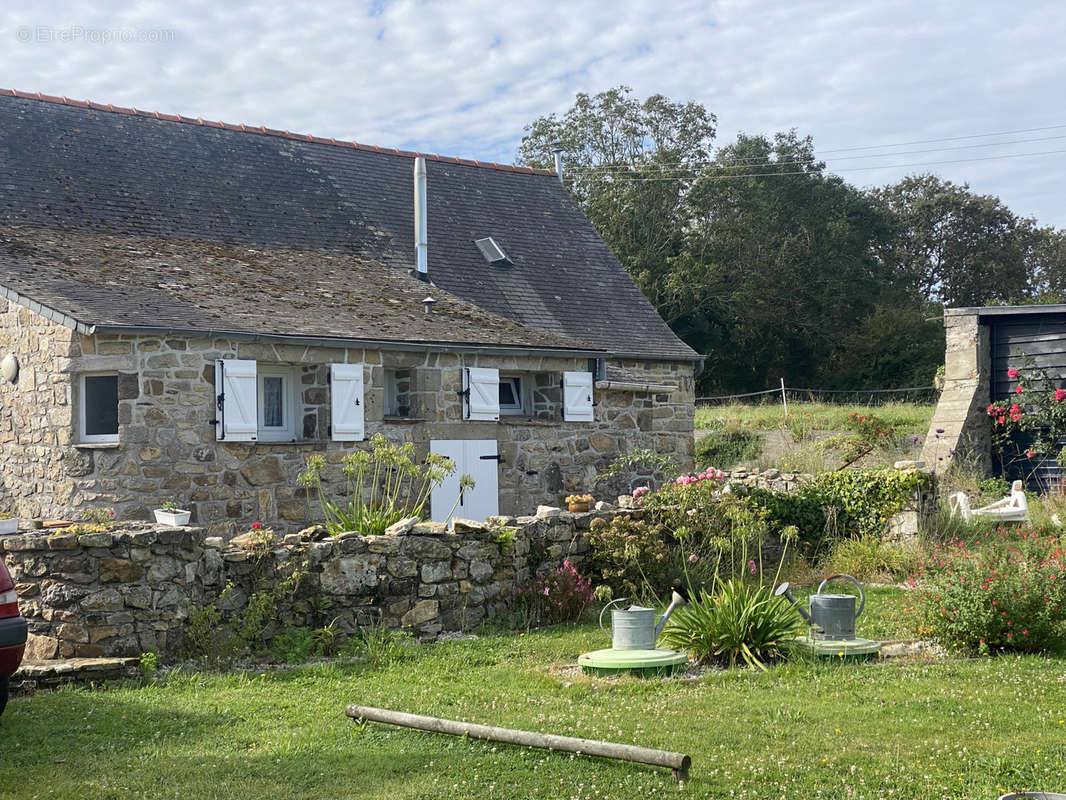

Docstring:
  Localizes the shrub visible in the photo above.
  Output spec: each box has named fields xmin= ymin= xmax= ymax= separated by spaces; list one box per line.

xmin=744 ymin=468 xmax=929 ymax=546
xmin=824 ymin=535 xmax=923 ymax=583
xmin=644 ymin=475 xmax=770 ymax=589
xmin=695 ymin=429 xmax=761 ymax=469
xmin=660 ymin=579 xmax=806 ymax=670
xmin=908 ymin=525 xmax=1066 ymax=654
xmin=512 ymin=560 xmax=593 ymax=626
xmin=588 ymin=515 xmax=673 ymax=600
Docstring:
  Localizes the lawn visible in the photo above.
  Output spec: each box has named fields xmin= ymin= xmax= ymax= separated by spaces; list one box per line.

xmin=695 ymin=401 xmax=935 ymax=435
xmin=4 ymin=588 xmax=1064 ymax=800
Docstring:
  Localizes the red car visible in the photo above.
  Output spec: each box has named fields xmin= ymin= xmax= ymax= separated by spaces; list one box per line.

xmin=0 ymin=555 xmax=27 ymax=716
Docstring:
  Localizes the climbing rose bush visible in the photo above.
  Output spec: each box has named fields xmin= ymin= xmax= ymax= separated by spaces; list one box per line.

xmin=904 ymin=525 xmax=1066 ymax=654
xmin=988 ymin=362 xmax=1066 ymax=463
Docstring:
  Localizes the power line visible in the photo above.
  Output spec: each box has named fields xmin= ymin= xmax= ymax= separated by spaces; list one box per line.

xmin=565 ymin=147 xmax=1066 ymax=183
xmin=567 ymin=133 xmax=1066 ymax=176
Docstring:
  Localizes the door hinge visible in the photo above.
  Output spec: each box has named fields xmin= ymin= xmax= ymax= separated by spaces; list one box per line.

xmin=479 ymin=454 xmax=506 ymax=464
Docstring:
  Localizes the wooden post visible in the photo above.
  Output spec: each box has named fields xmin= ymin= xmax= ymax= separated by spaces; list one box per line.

xmin=345 ymin=704 xmax=691 ymax=781
xmin=780 ymin=377 xmax=788 ymax=418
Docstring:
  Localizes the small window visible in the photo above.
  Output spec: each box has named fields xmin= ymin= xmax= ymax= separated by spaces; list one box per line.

xmin=257 ymin=366 xmax=296 ymax=441
xmin=474 ymin=237 xmax=510 ymax=264
xmin=80 ymin=373 xmax=119 ymax=443
xmin=499 ymin=375 xmax=524 ymax=415
xmin=384 ymin=368 xmax=413 ymax=418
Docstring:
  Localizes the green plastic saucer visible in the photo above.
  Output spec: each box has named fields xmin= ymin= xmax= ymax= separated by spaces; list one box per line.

xmin=791 ymin=636 xmax=881 ymax=659
xmin=577 ymin=648 xmax=688 ymax=677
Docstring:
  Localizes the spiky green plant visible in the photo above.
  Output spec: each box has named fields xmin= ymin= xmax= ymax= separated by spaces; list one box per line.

xmin=661 ymin=579 xmax=806 ymax=670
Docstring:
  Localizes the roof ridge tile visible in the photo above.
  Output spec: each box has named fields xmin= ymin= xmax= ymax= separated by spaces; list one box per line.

xmin=2 ymin=88 xmax=557 ymax=176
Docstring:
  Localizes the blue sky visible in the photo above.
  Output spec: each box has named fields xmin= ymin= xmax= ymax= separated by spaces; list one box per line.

xmin=3 ymin=0 xmax=1066 ymax=227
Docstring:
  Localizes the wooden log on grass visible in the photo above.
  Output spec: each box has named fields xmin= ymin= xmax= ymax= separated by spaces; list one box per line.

xmin=345 ymin=704 xmax=691 ymax=780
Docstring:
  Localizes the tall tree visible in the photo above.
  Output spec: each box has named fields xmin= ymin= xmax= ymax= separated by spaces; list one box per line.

xmin=871 ymin=175 xmax=1040 ymax=307
xmin=678 ymin=132 xmax=897 ymax=391
xmin=517 ymin=86 xmax=716 ymax=301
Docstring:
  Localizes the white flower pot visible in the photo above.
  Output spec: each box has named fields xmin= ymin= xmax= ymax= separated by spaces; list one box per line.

xmin=153 ymin=509 xmax=192 ymax=526
xmin=0 ymin=517 xmax=17 ymax=535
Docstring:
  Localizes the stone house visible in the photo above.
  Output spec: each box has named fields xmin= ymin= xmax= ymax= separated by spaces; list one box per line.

xmin=0 ymin=90 xmax=698 ymax=536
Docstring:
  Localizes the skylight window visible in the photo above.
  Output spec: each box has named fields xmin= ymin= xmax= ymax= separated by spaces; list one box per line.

xmin=474 ymin=237 xmax=510 ymax=264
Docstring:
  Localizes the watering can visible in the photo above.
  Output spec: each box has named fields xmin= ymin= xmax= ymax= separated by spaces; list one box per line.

xmin=774 ymin=574 xmax=865 ymax=641
xmin=598 ymin=590 xmax=688 ymax=650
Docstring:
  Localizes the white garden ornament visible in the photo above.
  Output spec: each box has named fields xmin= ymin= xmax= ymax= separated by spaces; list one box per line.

xmin=948 ymin=480 xmax=1029 ymax=523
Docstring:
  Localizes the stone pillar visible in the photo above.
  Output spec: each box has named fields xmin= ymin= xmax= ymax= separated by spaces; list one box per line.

xmin=921 ymin=309 xmax=991 ymax=475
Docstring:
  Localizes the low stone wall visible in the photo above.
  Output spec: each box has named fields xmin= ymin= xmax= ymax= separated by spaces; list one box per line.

xmin=2 ymin=510 xmax=598 ymax=662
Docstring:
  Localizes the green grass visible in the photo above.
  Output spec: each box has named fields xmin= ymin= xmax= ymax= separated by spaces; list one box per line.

xmin=4 ymin=594 xmax=1065 ymax=800
xmin=696 ymin=401 xmax=935 ymax=434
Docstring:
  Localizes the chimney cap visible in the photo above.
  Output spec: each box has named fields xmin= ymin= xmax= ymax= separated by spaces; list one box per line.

xmin=422 ymin=296 xmax=436 ymax=314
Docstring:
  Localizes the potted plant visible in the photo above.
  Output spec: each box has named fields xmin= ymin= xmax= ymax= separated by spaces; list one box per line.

xmin=565 ymin=493 xmax=595 ymax=513
xmin=153 ymin=499 xmax=192 ymax=527
xmin=0 ymin=512 xmax=17 ymax=535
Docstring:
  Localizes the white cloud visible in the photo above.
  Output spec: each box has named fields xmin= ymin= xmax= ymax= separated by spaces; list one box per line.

xmin=1 ymin=0 xmax=1064 ymax=225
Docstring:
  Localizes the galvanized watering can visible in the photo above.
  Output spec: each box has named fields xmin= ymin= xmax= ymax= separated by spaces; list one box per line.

xmin=774 ymin=574 xmax=865 ymax=641
xmin=599 ymin=590 xmax=687 ymax=650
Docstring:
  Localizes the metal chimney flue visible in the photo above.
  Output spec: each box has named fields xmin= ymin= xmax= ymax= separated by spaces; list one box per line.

xmin=414 ymin=156 xmax=428 ymax=278
xmin=551 ymin=142 xmax=564 ymax=184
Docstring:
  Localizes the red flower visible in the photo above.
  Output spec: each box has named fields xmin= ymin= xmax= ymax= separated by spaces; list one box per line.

xmin=1027 ymin=450 xmax=1036 ymax=459
xmin=1007 ymin=368 xmax=1019 ymax=379
xmin=1015 ymin=385 xmax=1024 ymax=394
xmin=1056 ymin=389 xmax=1066 ymax=402
xmin=251 ymin=522 xmax=263 ymax=530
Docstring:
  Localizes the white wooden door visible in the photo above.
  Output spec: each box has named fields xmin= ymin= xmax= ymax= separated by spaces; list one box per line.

xmin=430 ymin=439 xmax=500 ymax=524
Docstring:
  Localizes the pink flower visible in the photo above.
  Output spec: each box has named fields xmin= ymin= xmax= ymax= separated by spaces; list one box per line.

xmin=1007 ymin=368 xmax=1019 ymax=379
xmin=1015 ymin=385 xmax=1024 ymax=395
xmin=1055 ymin=389 xmax=1066 ymax=402
xmin=632 ymin=486 xmax=650 ymax=499
xmin=1027 ymin=450 xmax=1035 ymax=459
xmin=748 ymin=559 xmax=757 ymax=576
xmin=688 ymin=554 xmax=699 ymax=563
xmin=251 ymin=522 xmax=263 ymax=530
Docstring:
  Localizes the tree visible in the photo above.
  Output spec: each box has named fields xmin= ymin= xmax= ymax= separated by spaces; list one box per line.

xmin=517 ymin=86 xmax=716 ymax=301
xmin=677 ymin=132 xmax=897 ymax=391
xmin=871 ymin=176 xmax=1042 ymax=307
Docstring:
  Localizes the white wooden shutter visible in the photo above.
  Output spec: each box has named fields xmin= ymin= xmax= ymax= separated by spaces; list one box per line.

xmin=464 ymin=367 xmax=499 ymax=421
xmin=563 ymin=371 xmax=595 ymax=422
xmin=331 ymin=363 xmax=365 ymax=441
xmin=216 ymin=359 xmax=258 ymax=441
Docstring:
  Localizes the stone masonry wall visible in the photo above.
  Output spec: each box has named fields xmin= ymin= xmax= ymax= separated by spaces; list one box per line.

xmin=0 ymin=299 xmax=84 ymax=518
xmin=921 ymin=309 xmax=991 ymax=474
xmin=2 ymin=509 xmax=599 ymax=661
xmin=0 ymin=302 xmax=696 ymax=534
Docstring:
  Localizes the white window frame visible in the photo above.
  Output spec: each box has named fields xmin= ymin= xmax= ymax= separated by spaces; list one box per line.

xmin=498 ymin=374 xmax=525 ymax=416
xmin=256 ymin=365 xmax=298 ymax=442
xmin=79 ymin=372 xmax=120 ymax=444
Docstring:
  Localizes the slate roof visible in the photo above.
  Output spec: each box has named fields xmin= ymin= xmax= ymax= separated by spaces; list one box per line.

xmin=0 ymin=90 xmax=698 ymax=361
xmin=0 ymin=225 xmax=594 ymax=352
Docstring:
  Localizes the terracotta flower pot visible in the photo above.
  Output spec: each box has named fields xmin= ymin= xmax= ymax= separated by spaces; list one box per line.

xmin=568 ymin=502 xmax=591 ymax=513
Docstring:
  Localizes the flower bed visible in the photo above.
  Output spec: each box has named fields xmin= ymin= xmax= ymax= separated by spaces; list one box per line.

xmin=906 ymin=524 xmax=1066 ymax=654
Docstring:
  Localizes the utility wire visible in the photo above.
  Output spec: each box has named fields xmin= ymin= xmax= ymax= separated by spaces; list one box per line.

xmin=561 ymin=122 xmax=1066 ymax=173
xmin=566 ymin=133 xmax=1066 ymax=175
xmin=564 ymin=147 xmax=1066 ymax=183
